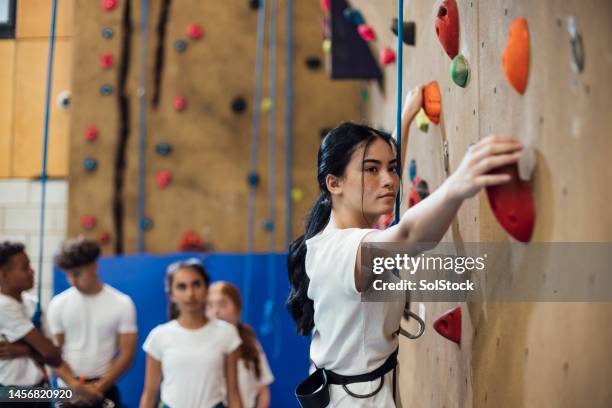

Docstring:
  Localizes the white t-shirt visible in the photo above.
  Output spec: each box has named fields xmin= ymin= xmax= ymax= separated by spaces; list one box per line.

xmin=237 ymin=340 xmax=274 ymax=408
xmin=143 ymin=318 xmax=242 ymax=408
xmin=305 ymin=219 xmax=404 ymax=407
xmin=46 ymin=284 xmax=137 ymax=380
xmin=0 ymin=292 xmax=45 ymax=386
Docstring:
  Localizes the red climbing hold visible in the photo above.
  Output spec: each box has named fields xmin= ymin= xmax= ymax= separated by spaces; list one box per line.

xmin=486 ymin=163 xmax=535 ymax=242
xmin=319 ymin=0 xmax=330 ymax=13
xmin=85 ymin=127 xmax=98 ymax=142
xmin=102 ymin=0 xmax=117 ymax=12
xmin=433 ymin=306 xmax=461 ymax=345
xmin=173 ymin=96 xmax=186 ymax=112
xmin=435 ymin=0 xmax=460 ymax=59
xmin=100 ymin=53 xmax=114 ymax=69
xmin=98 ymin=231 xmax=111 ymax=245
xmin=179 ymin=230 xmax=205 ymax=252
xmin=357 ymin=24 xmax=376 ymax=41
xmin=186 ymin=24 xmax=204 ymax=40
xmin=422 ymin=81 xmax=441 ymax=124
xmin=502 ymin=17 xmax=530 ymax=95
xmin=81 ymin=216 xmax=97 ymax=230
xmin=156 ymin=170 xmax=172 ymax=189
xmin=379 ymin=48 xmax=396 ymax=65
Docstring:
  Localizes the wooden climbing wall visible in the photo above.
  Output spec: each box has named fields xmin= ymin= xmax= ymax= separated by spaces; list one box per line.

xmin=67 ymin=0 xmax=361 ymax=253
xmin=351 ymin=0 xmax=612 ymax=407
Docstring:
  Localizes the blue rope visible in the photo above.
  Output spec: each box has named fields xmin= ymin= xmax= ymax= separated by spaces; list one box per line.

xmin=284 ymin=0 xmax=294 ymax=248
xmin=32 ymin=0 xmax=59 ymax=330
xmin=244 ymin=0 xmax=267 ymax=322
xmin=137 ymin=0 xmax=149 ymax=252
xmin=261 ymin=0 xmax=278 ymax=342
xmin=394 ymin=0 xmax=405 ymax=224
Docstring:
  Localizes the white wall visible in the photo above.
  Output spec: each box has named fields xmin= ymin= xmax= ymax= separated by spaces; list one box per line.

xmin=0 ymin=179 xmax=68 ymax=306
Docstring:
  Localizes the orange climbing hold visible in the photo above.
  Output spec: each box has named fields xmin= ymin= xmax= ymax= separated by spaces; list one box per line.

xmin=433 ymin=306 xmax=461 ymax=345
xmin=502 ymin=17 xmax=530 ymax=95
xmin=422 ymin=81 xmax=441 ymax=124
xmin=486 ymin=163 xmax=535 ymax=242
xmin=435 ymin=0 xmax=460 ymax=59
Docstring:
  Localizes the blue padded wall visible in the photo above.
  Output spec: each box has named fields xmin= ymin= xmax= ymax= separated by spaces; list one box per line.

xmin=53 ymin=253 xmax=310 ymax=408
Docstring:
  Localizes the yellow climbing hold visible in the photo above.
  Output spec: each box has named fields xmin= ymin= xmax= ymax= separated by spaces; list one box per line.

xmin=415 ymin=108 xmax=430 ymax=133
xmin=291 ymin=188 xmax=304 ymax=202
xmin=322 ymin=39 xmax=332 ymax=54
xmin=261 ymin=98 xmax=273 ymax=113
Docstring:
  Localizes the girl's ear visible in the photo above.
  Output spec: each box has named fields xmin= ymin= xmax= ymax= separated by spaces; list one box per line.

xmin=326 ymin=174 xmax=343 ymax=195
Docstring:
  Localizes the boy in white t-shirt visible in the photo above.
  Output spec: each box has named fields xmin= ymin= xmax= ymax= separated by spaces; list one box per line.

xmin=0 ymin=241 xmax=62 ymax=408
xmin=47 ymin=238 xmax=137 ymax=408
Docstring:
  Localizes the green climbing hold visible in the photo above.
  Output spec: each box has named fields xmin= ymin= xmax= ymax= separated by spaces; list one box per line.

xmin=359 ymin=87 xmax=369 ymax=102
xmin=450 ymin=54 xmax=469 ymax=88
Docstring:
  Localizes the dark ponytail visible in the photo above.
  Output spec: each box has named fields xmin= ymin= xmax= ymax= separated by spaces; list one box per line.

xmin=286 ymin=122 xmax=397 ymax=335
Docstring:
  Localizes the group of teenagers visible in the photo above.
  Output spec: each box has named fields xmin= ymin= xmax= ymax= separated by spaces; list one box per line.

xmin=1 ymin=84 xmax=523 ymax=408
xmin=0 ymin=238 xmax=274 ymax=408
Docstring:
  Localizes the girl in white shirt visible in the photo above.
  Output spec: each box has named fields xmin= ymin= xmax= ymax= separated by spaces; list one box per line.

xmin=140 ymin=259 xmax=243 ymax=408
xmin=207 ymin=281 xmax=274 ymax=408
xmin=287 ymin=87 xmax=523 ymax=407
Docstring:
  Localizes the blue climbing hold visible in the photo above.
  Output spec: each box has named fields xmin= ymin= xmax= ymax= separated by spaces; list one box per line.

xmin=83 ymin=158 xmax=98 ymax=172
xmin=247 ymin=172 xmax=259 ymax=187
xmin=174 ymin=39 xmax=187 ymax=53
xmin=262 ymin=219 xmax=274 ymax=232
xmin=155 ymin=142 xmax=173 ymax=156
xmin=141 ymin=217 xmax=154 ymax=230
xmin=100 ymin=84 xmax=113 ymax=96
xmin=102 ymin=27 xmax=114 ymax=39
xmin=408 ymin=159 xmax=417 ymax=182
xmin=343 ymin=8 xmax=365 ymax=25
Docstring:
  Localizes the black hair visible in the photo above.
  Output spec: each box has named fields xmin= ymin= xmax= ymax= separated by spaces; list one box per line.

xmin=286 ymin=122 xmax=398 ymax=335
xmin=55 ymin=237 xmax=101 ymax=270
xmin=0 ymin=241 xmax=26 ymax=270
xmin=165 ymin=258 xmax=210 ymax=319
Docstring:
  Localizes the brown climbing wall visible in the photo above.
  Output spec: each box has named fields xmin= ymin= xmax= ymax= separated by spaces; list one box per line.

xmin=351 ymin=0 xmax=612 ymax=407
xmin=67 ymin=0 xmax=362 ymax=253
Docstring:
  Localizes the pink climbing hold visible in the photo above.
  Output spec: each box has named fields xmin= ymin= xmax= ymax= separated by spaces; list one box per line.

xmin=102 ymin=0 xmax=117 ymax=12
xmin=85 ymin=127 xmax=98 ymax=142
xmin=173 ymin=96 xmax=186 ymax=112
xmin=357 ymin=24 xmax=376 ymax=41
xmin=186 ymin=24 xmax=204 ymax=40
xmin=380 ymin=48 xmax=396 ymax=65
xmin=156 ymin=170 xmax=172 ymax=189
xmin=319 ymin=0 xmax=330 ymax=13
xmin=100 ymin=53 xmax=114 ymax=69
xmin=81 ymin=216 xmax=97 ymax=230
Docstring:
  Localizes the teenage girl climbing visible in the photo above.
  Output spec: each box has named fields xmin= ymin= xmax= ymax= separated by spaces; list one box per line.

xmin=287 ymin=86 xmax=523 ymax=407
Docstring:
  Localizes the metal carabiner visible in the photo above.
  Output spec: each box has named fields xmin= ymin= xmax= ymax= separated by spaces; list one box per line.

xmin=399 ymin=306 xmax=425 ymax=339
